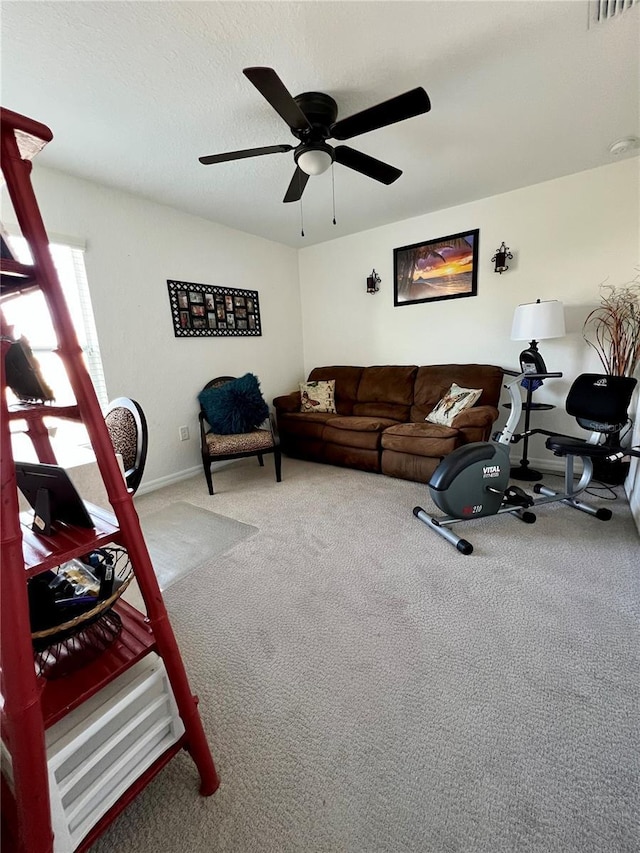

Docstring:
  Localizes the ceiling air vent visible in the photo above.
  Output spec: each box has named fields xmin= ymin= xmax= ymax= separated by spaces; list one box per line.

xmin=589 ymin=0 xmax=637 ymax=25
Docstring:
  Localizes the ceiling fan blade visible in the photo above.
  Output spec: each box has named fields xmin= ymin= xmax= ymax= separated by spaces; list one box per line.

xmin=334 ymin=146 xmax=402 ymax=185
xmin=199 ymin=144 xmax=293 ymax=165
xmin=330 ymin=87 xmax=431 ymax=141
xmin=243 ymin=67 xmax=312 ymax=132
xmin=283 ymin=167 xmax=310 ymax=203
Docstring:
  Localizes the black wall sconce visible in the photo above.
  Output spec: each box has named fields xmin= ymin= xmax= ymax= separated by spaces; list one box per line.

xmin=367 ymin=269 xmax=381 ymax=294
xmin=492 ymin=242 xmax=513 ymax=274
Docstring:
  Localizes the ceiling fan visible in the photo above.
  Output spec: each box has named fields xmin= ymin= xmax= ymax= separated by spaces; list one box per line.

xmin=199 ymin=67 xmax=431 ymax=203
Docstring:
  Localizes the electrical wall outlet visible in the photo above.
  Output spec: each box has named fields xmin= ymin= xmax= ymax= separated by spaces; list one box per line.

xmin=178 ymin=425 xmax=190 ymax=442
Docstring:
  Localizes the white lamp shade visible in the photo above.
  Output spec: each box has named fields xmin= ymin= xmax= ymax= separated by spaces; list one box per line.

xmin=297 ymin=149 xmax=333 ymax=176
xmin=511 ymin=299 xmax=566 ymax=341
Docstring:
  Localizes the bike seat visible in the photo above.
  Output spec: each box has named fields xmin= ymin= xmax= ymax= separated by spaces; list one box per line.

xmin=545 ymin=435 xmax=618 ymax=458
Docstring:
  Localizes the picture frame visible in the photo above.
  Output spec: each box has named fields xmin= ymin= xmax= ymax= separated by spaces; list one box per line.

xmin=15 ymin=461 xmax=94 ymax=536
xmin=167 ymin=280 xmax=262 ymax=337
xmin=393 ymin=229 xmax=479 ymax=307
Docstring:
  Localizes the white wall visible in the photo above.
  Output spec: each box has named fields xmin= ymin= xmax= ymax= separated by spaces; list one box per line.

xmin=5 ymin=158 xmax=639 ymax=522
xmin=8 ymin=167 xmax=303 ymax=487
xmin=298 ymin=158 xmax=640 ymax=481
xmin=626 ymin=393 xmax=640 ymax=529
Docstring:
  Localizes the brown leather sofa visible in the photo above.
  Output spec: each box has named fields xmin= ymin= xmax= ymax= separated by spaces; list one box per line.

xmin=273 ymin=364 xmax=505 ymax=484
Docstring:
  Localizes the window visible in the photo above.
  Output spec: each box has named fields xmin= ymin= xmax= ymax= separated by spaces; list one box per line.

xmin=3 ymin=236 xmax=107 ymax=446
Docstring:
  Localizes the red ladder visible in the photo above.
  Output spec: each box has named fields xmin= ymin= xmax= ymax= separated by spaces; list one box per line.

xmin=0 ymin=107 xmax=219 ymax=853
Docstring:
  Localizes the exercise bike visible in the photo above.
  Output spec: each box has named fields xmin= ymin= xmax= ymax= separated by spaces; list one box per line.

xmin=513 ymin=372 xmax=638 ymax=520
xmin=414 ymin=371 xmax=639 ymax=555
xmin=413 ymin=372 xmax=551 ymax=555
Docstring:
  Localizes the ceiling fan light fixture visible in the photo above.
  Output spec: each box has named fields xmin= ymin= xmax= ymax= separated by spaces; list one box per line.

xmin=200 ymin=68 xmax=432 ymax=207
xmin=295 ymin=145 xmax=334 ymax=176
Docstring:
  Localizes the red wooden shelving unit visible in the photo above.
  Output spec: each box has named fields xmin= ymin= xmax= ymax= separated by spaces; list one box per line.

xmin=0 ymin=107 xmax=219 ymax=852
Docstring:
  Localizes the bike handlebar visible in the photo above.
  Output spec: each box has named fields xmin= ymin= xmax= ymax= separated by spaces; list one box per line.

xmin=502 ymin=369 xmax=563 ymax=380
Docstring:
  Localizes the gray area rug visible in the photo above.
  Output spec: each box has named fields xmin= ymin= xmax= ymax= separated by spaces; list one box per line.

xmin=94 ymin=459 xmax=639 ymax=853
xmin=139 ymin=501 xmax=257 ymax=590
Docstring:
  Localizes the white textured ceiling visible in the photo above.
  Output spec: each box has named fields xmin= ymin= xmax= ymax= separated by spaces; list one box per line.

xmin=1 ymin=1 xmax=639 ymax=248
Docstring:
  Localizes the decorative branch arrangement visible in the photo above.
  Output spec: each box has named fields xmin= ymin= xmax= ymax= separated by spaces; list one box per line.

xmin=583 ymin=274 xmax=640 ymax=377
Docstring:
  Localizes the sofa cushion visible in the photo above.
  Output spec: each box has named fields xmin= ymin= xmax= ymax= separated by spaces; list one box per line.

xmin=425 ymin=383 xmax=482 ymax=426
xmin=308 ymin=366 xmax=364 ymax=415
xmin=323 ymin=415 xmax=399 ymax=451
xmin=381 ymin=450 xmax=442 ymax=484
xmin=353 ymin=365 xmax=417 ymax=420
xmin=352 ymin=401 xmax=412 ymax=420
xmin=326 ymin=415 xmax=399 ymax=433
xmin=411 ymin=364 xmax=503 ymax=422
xmin=300 ymin=379 xmax=337 ymax=413
xmin=450 ymin=405 xmax=500 ymax=429
xmin=324 ymin=444 xmax=380 ymax=473
xmin=277 ymin=411 xmax=337 ymax=441
xmin=381 ymin=422 xmax=460 ymax=458
xmin=357 ymin=365 xmax=417 ymax=404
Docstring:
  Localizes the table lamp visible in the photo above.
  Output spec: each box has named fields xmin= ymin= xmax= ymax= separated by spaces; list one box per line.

xmin=510 ymin=298 xmax=565 ymax=482
xmin=511 ymin=299 xmax=565 ymax=376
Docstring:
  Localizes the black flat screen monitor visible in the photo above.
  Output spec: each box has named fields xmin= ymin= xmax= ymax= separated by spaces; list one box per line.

xmin=15 ymin=461 xmax=94 ymax=536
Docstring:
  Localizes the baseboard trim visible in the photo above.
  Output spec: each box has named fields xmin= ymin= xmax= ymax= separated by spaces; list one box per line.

xmin=134 ymin=465 xmax=201 ymax=496
xmin=134 ymin=460 xmax=235 ymax=497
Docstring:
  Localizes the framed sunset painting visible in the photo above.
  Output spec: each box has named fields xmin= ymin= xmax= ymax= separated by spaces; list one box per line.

xmin=393 ymin=229 xmax=479 ymax=307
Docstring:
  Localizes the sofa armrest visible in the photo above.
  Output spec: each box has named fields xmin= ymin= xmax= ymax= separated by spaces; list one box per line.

xmin=450 ymin=404 xmax=499 ymax=430
xmin=273 ymin=390 xmax=301 ymax=413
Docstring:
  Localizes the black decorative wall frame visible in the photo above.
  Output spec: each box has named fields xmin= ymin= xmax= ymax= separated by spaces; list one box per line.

xmin=393 ymin=229 xmax=479 ymax=307
xmin=167 ymin=280 xmax=262 ymax=337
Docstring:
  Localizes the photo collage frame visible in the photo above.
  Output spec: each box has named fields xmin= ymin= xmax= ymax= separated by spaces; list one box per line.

xmin=167 ymin=280 xmax=262 ymax=337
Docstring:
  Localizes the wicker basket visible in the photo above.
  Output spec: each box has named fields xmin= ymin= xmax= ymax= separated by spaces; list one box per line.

xmin=32 ymin=546 xmax=133 ymax=679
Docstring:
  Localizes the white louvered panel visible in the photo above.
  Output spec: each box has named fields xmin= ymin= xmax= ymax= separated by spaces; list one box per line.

xmin=64 ymin=715 xmax=177 ymax=839
xmin=43 ymin=654 xmax=184 ymax=851
xmin=592 ymin=0 xmax=637 ymax=23
xmin=55 ymin=694 xmax=169 ymax=799
xmin=11 ymin=653 xmax=186 ymax=853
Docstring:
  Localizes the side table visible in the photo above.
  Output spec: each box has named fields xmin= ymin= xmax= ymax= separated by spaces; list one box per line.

xmin=503 ymin=371 xmax=562 ymax=481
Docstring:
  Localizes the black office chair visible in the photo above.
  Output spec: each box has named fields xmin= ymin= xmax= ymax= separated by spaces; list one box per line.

xmin=199 ymin=376 xmax=281 ymax=495
xmin=528 ymin=373 xmax=638 ymax=519
xmin=104 ymin=397 xmax=148 ymax=494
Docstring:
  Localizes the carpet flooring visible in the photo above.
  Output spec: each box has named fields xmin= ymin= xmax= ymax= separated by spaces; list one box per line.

xmin=91 ymin=457 xmax=639 ymax=853
xmin=139 ymin=501 xmax=257 ymax=590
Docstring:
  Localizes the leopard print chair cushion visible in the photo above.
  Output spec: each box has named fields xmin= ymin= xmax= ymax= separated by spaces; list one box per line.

xmin=105 ymin=407 xmax=138 ymax=471
xmin=205 ymin=428 xmax=274 ymax=455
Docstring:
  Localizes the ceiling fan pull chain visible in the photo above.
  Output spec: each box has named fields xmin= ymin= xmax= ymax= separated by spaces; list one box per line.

xmin=332 ymin=163 xmax=337 ymax=226
xmin=299 ymin=169 xmax=305 ymax=236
